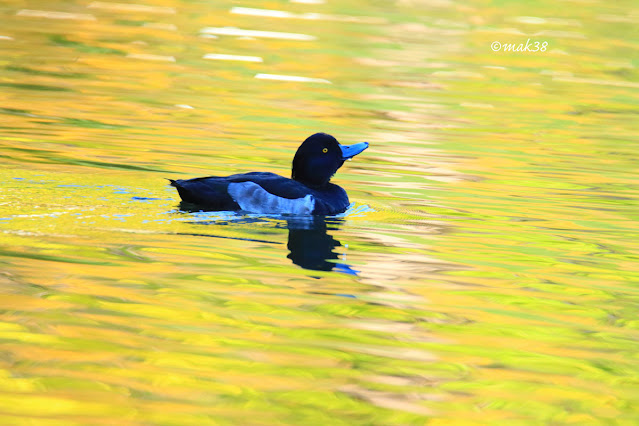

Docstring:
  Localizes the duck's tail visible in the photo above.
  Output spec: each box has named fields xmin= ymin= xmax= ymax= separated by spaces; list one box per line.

xmin=167 ymin=178 xmax=198 ymax=204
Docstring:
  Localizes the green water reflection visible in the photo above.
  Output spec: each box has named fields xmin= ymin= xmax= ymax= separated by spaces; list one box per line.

xmin=1 ymin=0 xmax=638 ymax=424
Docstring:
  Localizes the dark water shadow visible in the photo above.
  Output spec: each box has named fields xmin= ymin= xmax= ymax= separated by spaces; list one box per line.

xmin=285 ymin=216 xmax=358 ymax=275
xmin=176 ymin=206 xmax=358 ymax=276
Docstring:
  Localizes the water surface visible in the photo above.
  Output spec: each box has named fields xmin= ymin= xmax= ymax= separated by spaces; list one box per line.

xmin=1 ymin=0 xmax=638 ymax=424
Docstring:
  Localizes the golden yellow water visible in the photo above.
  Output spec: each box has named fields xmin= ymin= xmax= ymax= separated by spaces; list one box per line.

xmin=1 ymin=0 xmax=638 ymax=424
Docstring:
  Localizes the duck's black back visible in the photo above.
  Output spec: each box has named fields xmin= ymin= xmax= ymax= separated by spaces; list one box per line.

xmin=170 ymin=172 xmax=349 ymax=214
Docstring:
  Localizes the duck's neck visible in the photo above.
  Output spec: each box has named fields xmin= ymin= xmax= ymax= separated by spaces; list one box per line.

xmin=292 ymin=175 xmax=329 ymax=189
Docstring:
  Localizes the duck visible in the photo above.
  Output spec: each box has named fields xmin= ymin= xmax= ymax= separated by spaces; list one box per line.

xmin=169 ymin=133 xmax=369 ymax=215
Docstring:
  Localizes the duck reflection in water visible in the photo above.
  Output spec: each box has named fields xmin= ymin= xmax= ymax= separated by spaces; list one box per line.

xmin=285 ymin=216 xmax=358 ymax=275
xmin=177 ymin=212 xmax=358 ymax=276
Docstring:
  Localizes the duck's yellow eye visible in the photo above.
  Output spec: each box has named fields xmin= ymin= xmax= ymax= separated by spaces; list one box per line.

xmin=322 ymin=148 xmax=328 ymax=153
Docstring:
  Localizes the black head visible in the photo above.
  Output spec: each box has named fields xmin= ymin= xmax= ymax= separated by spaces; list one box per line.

xmin=291 ymin=133 xmax=368 ymax=188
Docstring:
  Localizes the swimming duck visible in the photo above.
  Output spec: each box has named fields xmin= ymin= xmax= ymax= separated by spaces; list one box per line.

xmin=169 ymin=133 xmax=368 ymax=215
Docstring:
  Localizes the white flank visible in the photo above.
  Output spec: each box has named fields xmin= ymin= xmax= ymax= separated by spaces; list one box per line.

xmin=228 ymin=182 xmax=315 ymax=215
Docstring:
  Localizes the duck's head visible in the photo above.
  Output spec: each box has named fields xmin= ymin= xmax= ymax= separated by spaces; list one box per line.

xmin=292 ymin=133 xmax=368 ymax=188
